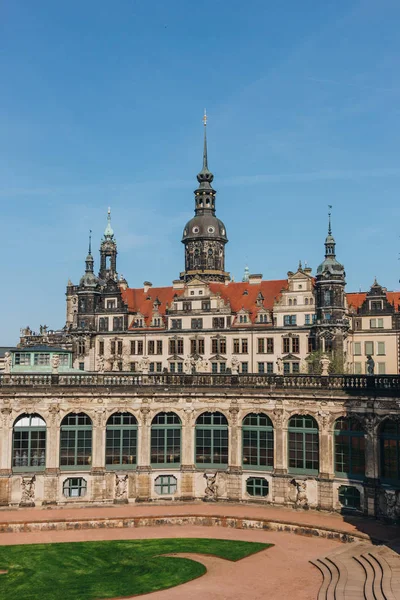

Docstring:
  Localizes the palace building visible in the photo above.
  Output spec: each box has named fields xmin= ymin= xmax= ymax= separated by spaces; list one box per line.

xmin=0 ymin=118 xmax=399 ymax=517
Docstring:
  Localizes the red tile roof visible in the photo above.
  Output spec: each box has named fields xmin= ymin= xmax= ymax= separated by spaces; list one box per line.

xmin=121 ymin=280 xmax=288 ymax=327
xmin=346 ymin=291 xmax=400 ymax=311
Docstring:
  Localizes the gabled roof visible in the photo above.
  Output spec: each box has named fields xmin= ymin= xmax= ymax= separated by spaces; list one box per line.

xmin=346 ymin=291 xmax=400 ymax=311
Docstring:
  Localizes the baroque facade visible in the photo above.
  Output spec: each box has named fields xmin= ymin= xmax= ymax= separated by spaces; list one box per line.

xmin=1 ymin=117 xmax=399 ymax=517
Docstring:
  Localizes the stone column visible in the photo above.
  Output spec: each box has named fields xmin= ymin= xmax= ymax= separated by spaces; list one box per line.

xmin=136 ymin=406 xmax=151 ymax=501
xmin=364 ymin=415 xmax=379 ymax=517
xmin=227 ymin=405 xmax=241 ymax=501
xmin=272 ymin=409 xmax=287 ymax=504
xmin=43 ymin=405 xmax=61 ymax=505
xmin=91 ymin=408 xmax=106 ymax=503
xmin=318 ymin=412 xmax=334 ymax=510
xmin=180 ymin=409 xmax=195 ymax=500
xmin=0 ymin=407 xmax=13 ymax=505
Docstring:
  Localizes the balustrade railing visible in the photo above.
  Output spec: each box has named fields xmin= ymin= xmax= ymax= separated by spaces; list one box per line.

xmin=0 ymin=372 xmax=400 ymax=391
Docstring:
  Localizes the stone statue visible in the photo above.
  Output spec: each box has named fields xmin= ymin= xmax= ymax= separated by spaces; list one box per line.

xmin=97 ymin=355 xmax=105 ymax=373
xmin=190 ymin=355 xmax=197 ymax=374
xmin=231 ymin=355 xmax=239 ymax=375
xmin=139 ymin=356 xmax=150 ymax=374
xmin=380 ymin=489 xmax=400 ymax=520
xmin=51 ymin=354 xmax=60 ymax=374
xmin=21 ymin=475 xmax=36 ymax=505
xmin=115 ymin=474 xmax=128 ymax=501
xmin=366 ymin=355 xmax=375 ymax=375
xmin=197 ymin=358 xmax=209 ymax=373
xmin=276 ymin=357 xmax=283 ymax=375
xmin=203 ymin=473 xmax=218 ymax=501
xmin=4 ymin=352 xmax=11 ymax=374
xmin=290 ymin=479 xmax=309 ymax=509
xmin=184 ymin=355 xmax=192 ymax=375
xmin=320 ymin=354 xmax=330 ymax=376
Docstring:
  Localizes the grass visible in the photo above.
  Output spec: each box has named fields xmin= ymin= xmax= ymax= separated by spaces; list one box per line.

xmin=0 ymin=538 xmax=272 ymax=600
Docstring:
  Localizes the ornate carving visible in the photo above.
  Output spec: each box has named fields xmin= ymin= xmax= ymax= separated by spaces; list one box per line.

xmin=138 ymin=356 xmax=150 ymax=374
xmin=48 ymin=403 xmax=60 ymax=425
xmin=229 ymin=406 xmax=239 ymax=425
xmin=21 ymin=475 xmax=36 ymax=505
xmin=273 ymin=409 xmax=284 ymax=428
xmin=290 ymin=479 xmax=309 ymax=509
xmin=378 ymin=489 xmax=400 ymax=521
xmin=320 ymin=355 xmax=330 ymax=376
xmin=140 ymin=406 xmax=151 ymax=425
xmin=317 ymin=410 xmax=330 ymax=431
xmin=51 ymin=354 xmax=60 ymax=374
xmin=97 ymin=355 xmax=105 ymax=373
xmin=364 ymin=414 xmax=379 ymax=435
xmin=230 ymin=356 xmax=239 ymax=375
xmin=4 ymin=352 xmax=11 ymax=374
xmin=115 ymin=474 xmax=128 ymax=500
xmin=203 ymin=472 xmax=218 ymax=502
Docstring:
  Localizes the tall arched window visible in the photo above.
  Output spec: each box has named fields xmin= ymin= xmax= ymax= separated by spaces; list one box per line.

xmin=288 ymin=415 xmax=319 ymax=474
xmin=242 ymin=413 xmax=273 ymax=470
xmin=334 ymin=417 xmax=365 ymax=479
xmin=380 ymin=419 xmax=400 ymax=483
xmin=13 ymin=414 xmax=46 ymax=471
xmin=106 ymin=412 xmax=137 ymax=468
xmin=60 ymin=413 xmax=92 ymax=469
xmin=150 ymin=412 xmax=181 ymax=466
xmin=195 ymin=412 xmax=228 ymax=467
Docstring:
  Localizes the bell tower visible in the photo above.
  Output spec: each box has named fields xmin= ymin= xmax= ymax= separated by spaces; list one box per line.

xmin=181 ymin=112 xmax=229 ymax=282
xmin=99 ymin=207 xmax=118 ymax=281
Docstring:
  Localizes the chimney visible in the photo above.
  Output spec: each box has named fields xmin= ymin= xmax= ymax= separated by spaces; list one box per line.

xmin=143 ymin=281 xmax=152 ymax=293
xmin=248 ymin=274 xmax=263 ymax=285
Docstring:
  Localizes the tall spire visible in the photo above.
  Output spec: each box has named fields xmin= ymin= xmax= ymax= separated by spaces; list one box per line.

xmin=85 ymin=229 xmax=94 ymax=273
xmin=328 ymin=204 xmax=332 ymax=235
xmin=202 ymin=109 xmax=208 ymax=171
xmin=324 ymin=204 xmax=336 ymax=258
xmin=104 ymin=207 xmax=114 ymax=240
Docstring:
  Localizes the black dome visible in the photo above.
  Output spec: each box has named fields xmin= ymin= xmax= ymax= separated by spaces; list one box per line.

xmin=182 ymin=215 xmax=227 ymax=243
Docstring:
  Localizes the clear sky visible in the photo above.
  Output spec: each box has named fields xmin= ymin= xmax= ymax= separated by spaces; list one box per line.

xmin=1 ymin=0 xmax=400 ymax=344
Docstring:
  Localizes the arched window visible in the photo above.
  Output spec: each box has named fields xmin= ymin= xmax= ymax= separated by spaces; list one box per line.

xmin=380 ymin=419 xmax=400 ymax=483
xmin=195 ymin=412 xmax=228 ymax=467
xmin=310 ymin=298 xmax=313 ymax=305
xmin=106 ymin=412 xmax=137 ymax=469
xmin=242 ymin=413 xmax=273 ymax=469
xmin=288 ymin=299 xmax=292 ymax=306
xmin=305 ymin=298 xmax=309 ymax=305
xmin=334 ymin=418 xmax=365 ymax=479
xmin=13 ymin=414 xmax=46 ymax=471
xmin=60 ymin=413 xmax=92 ymax=469
xmin=288 ymin=415 xmax=319 ymax=474
xmin=151 ymin=412 xmax=181 ymax=466
xmin=293 ymin=299 xmax=297 ymax=306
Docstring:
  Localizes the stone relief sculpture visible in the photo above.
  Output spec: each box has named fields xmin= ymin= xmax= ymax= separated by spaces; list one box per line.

xmin=366 ymin=355 xmax=375 ymax=375
xmin=290 ymin=479 xmax=309 ymax=509
xmin=4 ymin=352 xmax=11 ymax=374
xmin=115 ymin=474 xmax=128 ymax=501
xmin=21 ymin=475 xmax=36 ymax=505
xmin=203 ymin=472 xmax=218 ymax=501
xmin=379 ymin=489 xmax=400 ymax=520
xmin=230 ymin=356 xmax=239 ymax=375
xmin=320 ymin=354 xmax=330 ymax=376
xmin=276 ymin=357 xmax=283 ymax=375
xmin=97 ymin=355 xmax=105 ymax=373
xmin=51 ymin=354 xmax=60 ymax=374
xmin=184 ymin=355 xmax=192 ymax=375
xmin=138 ymin=356 xmax=150 ymax=374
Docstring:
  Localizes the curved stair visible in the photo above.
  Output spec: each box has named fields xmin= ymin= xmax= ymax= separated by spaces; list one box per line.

xmin=311 ymin=542 xmax=400 ymax=599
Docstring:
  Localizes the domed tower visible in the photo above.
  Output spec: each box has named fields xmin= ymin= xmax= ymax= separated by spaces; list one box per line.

xmin=181 ymin=113 xmax=229 ymax=282
xmin=75 ymin=232 xmax=100 ymax=330
xmin=99 ymin=208 xmax=118 ymax=281
xmin=313 ymin=209 xmax=348 ymax=358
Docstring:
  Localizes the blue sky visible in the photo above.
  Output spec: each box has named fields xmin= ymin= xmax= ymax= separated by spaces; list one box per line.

xmin=1 ymin=0 xmax=400 ymax=344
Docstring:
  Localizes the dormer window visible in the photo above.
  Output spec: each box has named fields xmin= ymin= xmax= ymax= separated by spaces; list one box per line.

xmin=370 ymin=301 xmax=382 ymax=311
xmin=107 ymin=300 xmax=116 ymax=310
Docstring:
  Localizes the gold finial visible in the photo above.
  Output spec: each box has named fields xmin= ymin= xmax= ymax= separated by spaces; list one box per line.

xmin=203 ymin=109 xmax=207 ymax=126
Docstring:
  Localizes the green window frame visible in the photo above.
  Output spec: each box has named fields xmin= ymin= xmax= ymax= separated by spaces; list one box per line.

xmin=63 ymin=477 xmax=87 ymax=498
xmin=380 ymin=419 xmax=400 ymax=484
xmin=150 ymin=412 xmax=181 ymax=467
xmin=154 ymin=475 xmax=177 ymax=495
xmin=338 ymin=485 xmax=361 ymax=510
xmin=60 ymin=413 xmax=92 ymax=470
xmin=195 ymin=412 xmax=228 ymax=467
xmin=106 ymin=412 xmax=137 ymax=469
xmin=242 ymin=413 xmax=273 ymax=470
xmin=288 ymin=415 xmax=319 ymax=475
xmin=334 ymin=417 xmax=365 ymax=479
xmin=13 ymin=414 xmax=46 ymax=472
xmin=246 ymin=477 xmax=269 ymax=497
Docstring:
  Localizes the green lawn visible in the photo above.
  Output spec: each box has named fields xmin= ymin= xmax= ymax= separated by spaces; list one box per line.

xmin=0 ymin=538 xmax=272 ymax=600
